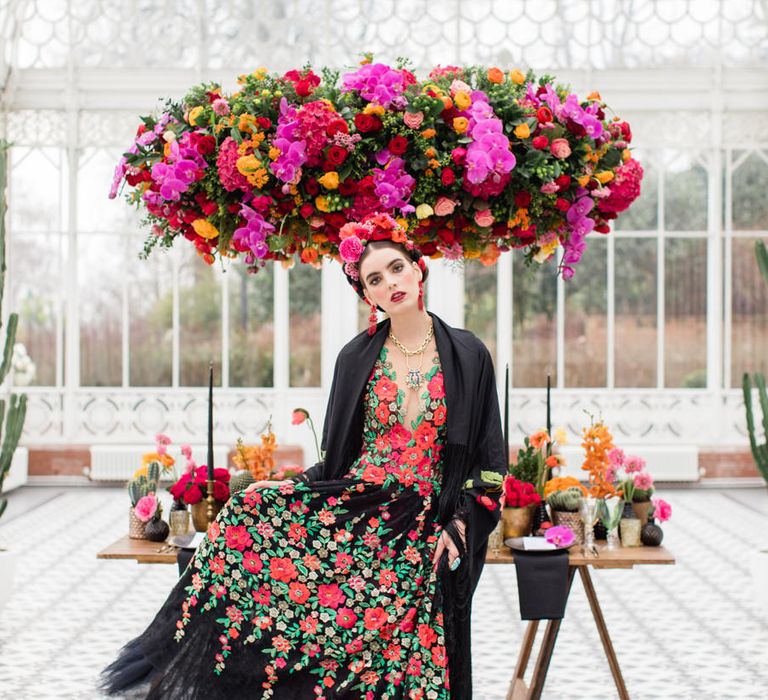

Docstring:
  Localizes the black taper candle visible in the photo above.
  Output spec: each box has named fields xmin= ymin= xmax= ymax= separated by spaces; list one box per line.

xmin=504 ymin=364 xmax=509 ymax=468
xmin=207 ymin=361 xmax=214 ymax=482
xmin=546 ymin=373 xmax=551 ymax=436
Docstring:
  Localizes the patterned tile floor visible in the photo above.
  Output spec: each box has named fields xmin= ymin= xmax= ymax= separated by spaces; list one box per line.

xmin=1 ymin=484 xmax=767 ymax=699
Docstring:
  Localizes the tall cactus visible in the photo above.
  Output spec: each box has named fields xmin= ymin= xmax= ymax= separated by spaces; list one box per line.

xmin=0 ymin=140 xmax=28 ymax=521
xmin=743 ymin=239 xmax=768 ymax=484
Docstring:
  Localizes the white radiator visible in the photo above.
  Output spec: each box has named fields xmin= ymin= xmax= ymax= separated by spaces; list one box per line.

xmin=557 ymin=445 xmax=700 ymax=482
xmin=89 ymin=445 xmax=230 ymax=482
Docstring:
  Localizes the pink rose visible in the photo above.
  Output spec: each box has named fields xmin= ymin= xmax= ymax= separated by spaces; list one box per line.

xmin=634 ymin=472 xmax=654 ymax=490
xmin=540 ymin=181 xmax=559 ymax=194
xmin=449 ymin=79 xmax=472 ymax=96
xmin=339 ymin=235 xmax=364 ymax=263
xmin=473 ymin=209 xmax=494 ymax=227
xmin=134 ymin=494 xmax=158 ymax=523
xmin=550 ymin=138 xmax=572 ymax=159
xmin=403 ymin=111 xmax=424 ymax=129
xmin=652 ymin=497 xmax=672 ymax=523
xmin=433 ymin=196 xmax=456 ymax=217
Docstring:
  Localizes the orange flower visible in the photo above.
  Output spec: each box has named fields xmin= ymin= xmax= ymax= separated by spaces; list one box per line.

xmin=544 ymin=476 xmax=587 ymax=498
xmin=420 ymin=128 xmax=436 ymax=139
xmin=300 ymin=247 xmax=319 ymax=263
xmin=487 ymin=67 xmax=504 ymax=83
xmin=529 ymin=430 xmax=550 ymax=449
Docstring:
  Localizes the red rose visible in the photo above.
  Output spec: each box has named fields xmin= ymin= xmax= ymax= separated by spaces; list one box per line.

xmin=327 ymin=119 xmax=349 ymax=136
xmin=536 ymin=106 xmax=553 ymax=123
xmin=555 ymin=174 xmax=571 ymax=190
xmin=256 ymin=117 xmax=272 ymax=130
xmin=212 ymin=481 xmax=229 ymax=501
xmin=354 ymin=113 xmax=382 ymax=133
xmin=326 ymin=145 xmax=348 ymax=166
xmin=299 ymin=203 xmax=314 ymax=218
xmin=620 ymin=121 xmax=632 ymax=143
xmin=514 ymin=191 xmax=532 ymax=208
xmin=196 ymin=135 xmax=216 ymax=155
xmin=532 ymin=135 xmax=549 ymax=149
xmin=595 ymin=223 xmax=611 ymax=234
xmin=183 ymin=484 xmax=203 ymax=505
xmin=388 ymin=135 xmax=408 ymax=155
xmin=338 ymin=179 xmax=357 ymax=196
xmin=326 ymin=213 xmax=347 ymax=229
xmin=421 ymin=242 xmax=438 ymax=256
xmin=440 ymin=168 xmax=456 ymax=186
xmin=305 ymin=178 xmax=319 ymax=196
xmin=437 ymin=228 xmax=455 ymax=245
xmin=555 ymin=198 xmax=570 ymax=212
xmin=295 ymin=79 xmax=313 ymax=97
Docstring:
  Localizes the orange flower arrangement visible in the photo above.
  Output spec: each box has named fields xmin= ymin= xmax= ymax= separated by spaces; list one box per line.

xmin=232 ymin=426 xmax=277 ymax=481
xmin=580 ymin=418 xmax=620 ymax=498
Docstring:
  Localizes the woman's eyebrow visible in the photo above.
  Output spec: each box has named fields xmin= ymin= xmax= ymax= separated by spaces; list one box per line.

xmin=365 ymin=257 xmax=402 ymax=283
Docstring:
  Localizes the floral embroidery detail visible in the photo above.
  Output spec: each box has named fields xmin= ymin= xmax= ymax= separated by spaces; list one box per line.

xmin=173 ymin=344 xmax=449 ymax=698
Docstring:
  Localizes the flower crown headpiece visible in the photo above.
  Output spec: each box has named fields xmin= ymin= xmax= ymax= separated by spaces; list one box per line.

xmin=338 ymin=212 xmax=417 ymax=282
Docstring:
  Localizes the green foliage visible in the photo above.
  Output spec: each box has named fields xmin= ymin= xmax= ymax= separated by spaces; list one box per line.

xmin=547 ymin=487 xmax=583 ymax=512
xmin=743 ymin=372 xmax=768 ymax=483
xmin=510 ymin=437 xmax=539 ymax=484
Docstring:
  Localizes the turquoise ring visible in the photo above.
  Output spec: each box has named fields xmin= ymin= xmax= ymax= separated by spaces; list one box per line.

xmin=449 ymin=556 xmax=461 ymax=572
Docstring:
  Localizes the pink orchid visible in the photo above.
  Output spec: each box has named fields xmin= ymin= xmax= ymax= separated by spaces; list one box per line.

xmin=545 ymin=525 xmax=575 ymax=548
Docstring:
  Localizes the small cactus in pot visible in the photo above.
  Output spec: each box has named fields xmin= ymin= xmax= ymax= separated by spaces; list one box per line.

xmin=547 ymin=487 xmax=585 ymax=545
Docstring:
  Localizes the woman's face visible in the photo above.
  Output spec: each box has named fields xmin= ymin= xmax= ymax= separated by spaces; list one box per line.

xmin=359 ymin=245 xmax=422 ymax=314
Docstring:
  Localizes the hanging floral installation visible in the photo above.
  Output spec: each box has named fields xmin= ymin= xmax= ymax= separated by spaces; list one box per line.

xmin=110 ymin=58 xmax=643 ymax=279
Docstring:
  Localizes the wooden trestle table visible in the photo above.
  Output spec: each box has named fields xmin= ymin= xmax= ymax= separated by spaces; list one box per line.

xmin=98 ymin=536 xmax=674 ymax=699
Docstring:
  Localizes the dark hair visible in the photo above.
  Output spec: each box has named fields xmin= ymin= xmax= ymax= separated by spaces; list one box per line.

xmin=344 ymin=240 xmax=429 ymax=309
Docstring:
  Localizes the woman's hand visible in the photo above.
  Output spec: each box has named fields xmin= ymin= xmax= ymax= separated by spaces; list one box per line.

xmin=244 ymin=480 xmax=289 ymax=493
xmin=432 ymin=519 xmax=466 ymax=572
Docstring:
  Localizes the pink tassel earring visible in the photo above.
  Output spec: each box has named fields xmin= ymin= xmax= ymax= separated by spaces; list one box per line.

xmin=368 ymin=302 xmax=378 ymax=336
xmin=418 ymin=280 xmax=424 ymax=311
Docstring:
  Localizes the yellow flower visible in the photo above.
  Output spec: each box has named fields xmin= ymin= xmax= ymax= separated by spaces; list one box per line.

xmin=577 ymin=174 xmax=592 ymax=187
xmin=363 ymin=103 xmax=385 ymax=116
xmin=513 ymin=123 xmax=531 ymax=139
xmin=553 ymin=426 xmax=568 ymax=445
xmin=622 ymin=148 xmax=632 ymax=162
xmin=268 ymin=146 xmax=281 ymax=161
xmin=315 ymin=196 xmax=330 ymax=212
xmin=509 ymin=69 xmax=526 ymax=84
xmin=252 ymin=67 xmax=268 ymax=80
xmin=132 ymin=466 xmax=148 ymax=479
xmin=587 ymin=91 xmax=602 ymax=101
xmin=594 ymin=171 xmax=614 ymax=184
xmin=238 ymin=114 xmax=258 ymax=133
xmin=465 ymin=248 xmax=481 ymax=259
xmin=453 ymin=91 xmax=471 ymax=111
xmin=453 ymin=117 xmax=469 ymax=134
xmin=416 ymin=203 xmax=434 ymax=219
xmin=318 ymin=171 xmax=339 ymax=190
xmin=533 ymin=238 xmax=559 ymax=263
xmin=192 ymin=219 xmax=220 ymax=240
xmin=188 ymin=106 xmax=205 ymax=126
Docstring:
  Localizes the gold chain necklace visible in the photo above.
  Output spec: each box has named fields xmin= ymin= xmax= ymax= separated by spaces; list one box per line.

xmin=389 ymin=322 xmax=434 ymax=391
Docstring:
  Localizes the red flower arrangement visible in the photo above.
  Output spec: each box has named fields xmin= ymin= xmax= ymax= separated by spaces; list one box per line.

xmin=169 ymin=466 xmax=231 ymax=505
xmin=503 ymin=476 xmax=542 ymax=508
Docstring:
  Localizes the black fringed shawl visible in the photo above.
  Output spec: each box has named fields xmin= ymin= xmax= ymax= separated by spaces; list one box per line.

xmin=301 ymin=311 xmax=506 ymax=699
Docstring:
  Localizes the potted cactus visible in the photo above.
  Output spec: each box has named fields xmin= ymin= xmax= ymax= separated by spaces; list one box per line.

xmin=546 ymin=487 xmax=585 ymax=545
xmin=743 ymin=239 xmax=768 ymax=604
xmin=0 ymin=141 xmax=29 ymax=616
xmin=128 ymin=462 xmax=160 ymax=539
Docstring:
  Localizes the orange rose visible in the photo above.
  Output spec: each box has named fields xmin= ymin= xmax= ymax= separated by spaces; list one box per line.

xmin=487 ymin=67 xmax=504 ymax=84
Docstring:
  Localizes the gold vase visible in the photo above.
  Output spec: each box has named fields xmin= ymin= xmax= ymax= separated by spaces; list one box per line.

xmin=502 ymin=505 xmax=535 ymax=539
xmin=169 ymin=509 xmax=191 ymax=537
xmin=620 ymin=517 xmax=642 ymax=547
xmin=191 ymin=500 xmax=224 ymax=532
xmin=128 ymin=506 xmax=146 ymax=539
xmin=552 ymin=510 xmax=584 ymax=546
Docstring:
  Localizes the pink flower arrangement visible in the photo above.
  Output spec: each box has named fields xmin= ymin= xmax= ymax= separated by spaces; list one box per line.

xmin=134 ymin=494 xmax=159 ymax=522
xmin=112 ymin=63 xmax=641 ymax=279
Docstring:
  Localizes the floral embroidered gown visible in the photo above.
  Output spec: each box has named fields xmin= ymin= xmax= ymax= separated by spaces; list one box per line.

xmin=103 ymin=346 xmax=453 ymax=700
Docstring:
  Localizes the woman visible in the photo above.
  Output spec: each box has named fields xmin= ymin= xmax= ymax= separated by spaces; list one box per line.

xmin=102 ymin=213 xmax=505 ymax=699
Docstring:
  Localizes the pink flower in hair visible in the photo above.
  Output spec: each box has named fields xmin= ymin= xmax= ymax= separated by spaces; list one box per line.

xmin=339 ymin=236 xmax=364 ymax=263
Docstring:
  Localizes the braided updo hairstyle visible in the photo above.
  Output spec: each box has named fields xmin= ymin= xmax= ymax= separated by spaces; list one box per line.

xmin=343 ymin=240 xmax=429 ymax=312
